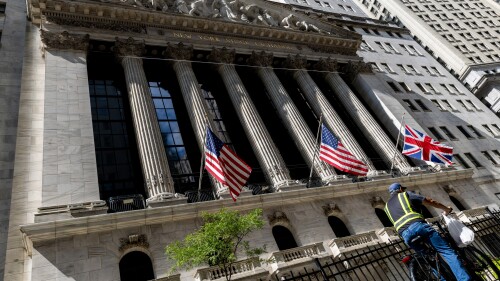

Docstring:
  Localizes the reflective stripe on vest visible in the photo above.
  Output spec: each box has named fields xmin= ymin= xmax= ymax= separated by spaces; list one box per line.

xmin=384 ymin=192 xmax=423 ymax=232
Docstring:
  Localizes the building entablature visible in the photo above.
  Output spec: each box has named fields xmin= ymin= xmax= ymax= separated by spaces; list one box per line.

xmin=19 ymin=168 xmax=473 ymax=255
xmin=29 ymin=0 xmax=363 ymax=59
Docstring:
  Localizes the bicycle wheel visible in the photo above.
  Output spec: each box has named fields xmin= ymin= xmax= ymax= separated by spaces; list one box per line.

xmin=409 ymin=257 xmax=439 ymax=281
xmin=461 ymin=246 xmax=500 ymax=280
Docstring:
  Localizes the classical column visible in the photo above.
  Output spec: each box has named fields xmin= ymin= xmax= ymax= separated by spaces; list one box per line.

xmin=318 ymin=59 xmax=412 ymax=172
xmin=285 ymin=55 xmax=377 ymax=172
xmin=209 ymin=48 xmax=292 ymax=188
xmin=247 ymin=51 xmax=337 ymax=182
xmin=164 ymin=43 xmax=225 ymax=193
xmin=115 ymin=38 xmax=176 ymax=201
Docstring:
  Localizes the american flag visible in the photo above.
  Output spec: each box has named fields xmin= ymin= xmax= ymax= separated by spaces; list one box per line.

xmin=319 ymin=124 xmax=368 ymax=176
xmin=204 ymin=127 xmax=252 ymax=201
xmin=402 ymin=125 xmax=453 ymax=165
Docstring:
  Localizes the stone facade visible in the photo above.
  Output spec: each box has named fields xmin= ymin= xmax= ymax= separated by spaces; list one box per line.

xmin=0 ymin=0 xmax=500 ymax=281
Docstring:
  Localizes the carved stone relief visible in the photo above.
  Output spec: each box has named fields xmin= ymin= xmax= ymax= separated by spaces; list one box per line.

xmin=119 ymin=234 xmax=149 ymax=252
xmin=247 ymin=51 xmax=273 ymax=67
xmin=284 ymin=54 xmax=308 ymax=70
xmin=322 ymin=203 xmax=341 ymax=217
xmin=165 ymin=42 xmax=194 ymax=60
xmin=370 ymin=196 xmax=386 ymax=209
xmin=340 ymin=60 xmax=373 ymax=82
xmin=114 ymin=37 xmax=146 ymax=58
xmin=208 ymin=47 xmax=235 ymax=64
xmin=314 ymin=57 xmax=338 ymax=72
xmin=267 ymin=211 xmax=291 ymax=228
xmin=41 ymin=30 xmax=89 ymax=51
xmin=95 ymin=0 xmax=330 ymax=33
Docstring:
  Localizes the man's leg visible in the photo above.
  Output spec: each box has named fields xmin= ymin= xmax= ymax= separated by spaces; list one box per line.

xmin=423 ymin=224 xmax=471 ymax=281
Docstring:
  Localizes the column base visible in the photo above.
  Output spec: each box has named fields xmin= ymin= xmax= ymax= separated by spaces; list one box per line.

xmin=146 ymin=193 xmax=187 ymax=208
xmin=323 ymin=174 xmax=352 ymax=185
xmin=364 ymin=170 xmax=393 ymax=181
xmin=274 ymin=180 xmax=307 ymax=192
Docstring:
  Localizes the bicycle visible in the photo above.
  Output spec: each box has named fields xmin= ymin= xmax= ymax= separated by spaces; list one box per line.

xmin=401 ymin=234 xmax=456 ymax=281
xmin=400 ymin=216 xmax=500 ymax=281
xmin=434 ymin=219 xmax=500 ymax=281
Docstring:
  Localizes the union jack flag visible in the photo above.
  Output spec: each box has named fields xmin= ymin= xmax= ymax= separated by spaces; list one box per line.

xmin=402 ymin=125 xmax=453 ymax=165
xmin=204 ymin=127 xmax=252 ymax=202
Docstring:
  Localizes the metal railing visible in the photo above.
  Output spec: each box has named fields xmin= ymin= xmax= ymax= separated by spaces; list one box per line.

xmin=270 ymin=208 xmax=500 ymax=281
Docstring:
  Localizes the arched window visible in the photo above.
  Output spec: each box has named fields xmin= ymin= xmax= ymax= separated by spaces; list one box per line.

xmin=375 ymin=208 xmax=393 ymax=227
xmin=272 ymin=225 xmax=298 ymax=251
xmin=449 ymin=195 xmax=467 ymax=211
xmin=119 ymin=251 xmax=155 ymax=281
xmin=328 ymin=216 xmax=351 ymax=238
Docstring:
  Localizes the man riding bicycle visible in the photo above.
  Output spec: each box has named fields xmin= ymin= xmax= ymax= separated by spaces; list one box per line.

xmin=384 ymin=182 xmax=471 ymax=281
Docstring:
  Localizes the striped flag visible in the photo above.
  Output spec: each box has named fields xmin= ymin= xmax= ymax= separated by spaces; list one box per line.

xmin=319 ymin=124 xmax=368 ymax=176
xmin=204 ymin=127 xmax=252 ymax=201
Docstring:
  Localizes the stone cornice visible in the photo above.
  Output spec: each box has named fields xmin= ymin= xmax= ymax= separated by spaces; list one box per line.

xmin=20 ymin=169 xmax=474 ymax=246
xmin=41 ymin=30 xmax=89 ymax=51
xmin=30 ymin=0 xmax=361 ymax=57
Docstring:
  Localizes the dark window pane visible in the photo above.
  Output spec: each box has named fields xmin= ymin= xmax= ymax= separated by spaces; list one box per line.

xmin=163 ymin=99 xmax=173 ymax=108
xmin=166 ymin=109 xmax=176 ymax=119
xmin=163 ymin=134 xmax=175 ymax=146
xmin=169 ymin=122 xmax=180 ymax=132
xmin=156 ymin=109 xmax=167 ymax=120
xmin=172 ymin=133 xmax=184 ymax=145
xmin=167 ymin=147 xmax=179 ymax=160
xmin=150 ymin=87 xmax=161 ymax=97
xmin=159 ymin=122 xmax=171 ymax=133
xmin=153 ymin=99 xmax=164 ymax=108
xmin=177 ymin=147 xmax=187 ymax=160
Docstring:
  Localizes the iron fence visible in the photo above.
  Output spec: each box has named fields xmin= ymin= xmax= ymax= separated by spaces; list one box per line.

xmin=272 ymin=208 xmax=500 ymax=281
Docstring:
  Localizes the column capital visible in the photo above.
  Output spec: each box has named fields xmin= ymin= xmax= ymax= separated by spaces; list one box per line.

xmin=165 ymin=42 xmax=193 ymax=60
xmin=340 ymin=60 xmax=373 ymax=81
xmin=284 ymin=54 xmax=308 ymax=70
xmin=208 ymin=47 xmax=235 ymax=64
xmin=114 ymin=37 xmax=145 ymax=58
xmin=247 ymin=51 xmax=273 ymax=67
xmin=41 ymin=30 xmax=89 ymax=52
xmin=314 ymin=57 xmax=338 ymax=72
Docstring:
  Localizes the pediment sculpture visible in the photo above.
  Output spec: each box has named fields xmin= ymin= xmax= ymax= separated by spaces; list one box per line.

xmin=104 ymin=0 xmax=330 ymax=34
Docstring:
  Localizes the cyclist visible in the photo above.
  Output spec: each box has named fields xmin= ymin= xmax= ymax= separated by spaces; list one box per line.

xmin=384 ymin=182 xmax=471 ymax=281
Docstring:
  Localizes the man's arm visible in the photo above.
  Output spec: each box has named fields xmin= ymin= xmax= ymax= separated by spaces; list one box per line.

xmin=423 ymin=197 xmax=453 ymax=215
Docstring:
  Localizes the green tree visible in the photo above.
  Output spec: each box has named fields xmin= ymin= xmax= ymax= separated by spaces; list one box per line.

xmin=165 ymin=208 xmax=266 ymax=281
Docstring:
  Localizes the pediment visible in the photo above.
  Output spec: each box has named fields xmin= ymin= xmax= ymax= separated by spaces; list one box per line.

xmin=29 ymin=0 xmax=362 ymax=57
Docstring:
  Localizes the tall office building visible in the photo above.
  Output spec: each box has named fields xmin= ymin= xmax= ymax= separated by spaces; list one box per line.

xmin=0 ymin=0 xmax=499 ymax=280
xmin=343 ymin=0 xmax=500 ymax=113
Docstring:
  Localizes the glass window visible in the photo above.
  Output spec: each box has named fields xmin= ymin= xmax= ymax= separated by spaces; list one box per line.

xmin=403 ymin=99 xmax=419 ymax=111
xmin=441 ymin=100 xmax=456 ymax=111
xmin=482 ymin=124 xmax=495 ymax=136
xmin=399 ymin=82 xmax=412 ymax=92
xmin=415 ymin=99 xmax=430 ymax=111
xmin=456 ymin=126 xmax=473 ymax=138
xmin=202 ymin=87 xmax=232 ymax=145
xmin=481 ymin=151 xmax=499 ymax=165
xmin=149 ymin=81 xmax=195 ymax=186
xmin=464 ymin=153 xmax=483 ymax=168
xmin=453 ymin=154 xmax=470 ymax=168
xmin=89 ymin=79 xmax=142 ymax=200
xmin=387 ymin=81 xmax=400 ymax=92
xmin=431 ymin=99 xmax=444 ymax=111
xmin=439 ymin=126 xmax=457 ymax=140
xmin=467 ymin=125 xmax=484 ymax=138
xmin=429 ymin=127 xmax=446 ymax=140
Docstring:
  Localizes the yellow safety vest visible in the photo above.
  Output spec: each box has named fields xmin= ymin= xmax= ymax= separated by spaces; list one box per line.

xmin=384 ymin=192 xmax=424 ymax=233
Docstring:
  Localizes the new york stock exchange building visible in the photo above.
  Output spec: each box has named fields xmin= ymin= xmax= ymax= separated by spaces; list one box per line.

xmin=2 ymin=0 xmax=500 ymax=280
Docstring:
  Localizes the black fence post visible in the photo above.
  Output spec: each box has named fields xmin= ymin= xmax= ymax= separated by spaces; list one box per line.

xmin=314 ymin=258 xmax=328 ymax=281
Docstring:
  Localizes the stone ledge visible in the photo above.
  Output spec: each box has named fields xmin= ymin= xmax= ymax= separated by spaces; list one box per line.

xmin=20 ymin=169 xmax=474 ymax=245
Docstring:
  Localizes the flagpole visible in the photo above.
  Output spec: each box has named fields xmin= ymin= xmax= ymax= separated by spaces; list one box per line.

xmin=198 ymin=125 xmax=207 ymax=202
xmin=308 ymin=114 xmax=323 ymax=188
xmin=390 ymin=113 xmax=406 ymax=172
